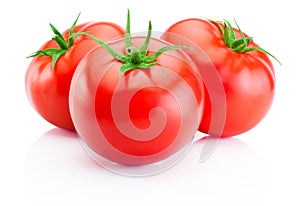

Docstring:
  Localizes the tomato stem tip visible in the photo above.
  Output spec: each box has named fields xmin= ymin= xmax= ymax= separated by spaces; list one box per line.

xmin=27 ymin=13 xmax=82 ymax=69
xmin=73 ymin=9 xmax=189 ymax=77
xmin=212 ymin=18 xmax=281 ymax=65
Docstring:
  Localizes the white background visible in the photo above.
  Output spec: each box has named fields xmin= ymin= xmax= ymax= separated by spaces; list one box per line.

xmin=1 ymin=0 xmax=299 ymax=205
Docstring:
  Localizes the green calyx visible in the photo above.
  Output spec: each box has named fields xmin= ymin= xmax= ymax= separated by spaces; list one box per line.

xmin=72 ymin=10 xmax=188 ymax=77
xmin=213 ymin=19 xmax=281 ymax=65
xmin=27 ymin=13 xmax=81 ymax=69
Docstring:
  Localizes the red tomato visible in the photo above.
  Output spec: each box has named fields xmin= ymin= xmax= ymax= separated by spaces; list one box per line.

xmin=162 ymin=18 xmax=276 ymax=137
xmin=69 ymin=36 xmax=204 ymax=165
xmin=25 ymin=17 xmax=125 ymax=130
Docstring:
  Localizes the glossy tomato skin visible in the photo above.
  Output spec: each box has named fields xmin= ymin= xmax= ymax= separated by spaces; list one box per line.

xmin=25 ymin=22 xmax=125 ymax=130
xmin=162 ymin=18 xmax=275 ymax=137
xmin=69 ymin=37 xmax=204 ymax=165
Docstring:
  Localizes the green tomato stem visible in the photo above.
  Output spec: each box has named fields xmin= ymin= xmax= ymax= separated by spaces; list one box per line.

xmin=73 ymin=9 xmax=189 ymax=77
xmin=212 ymin=18 xmax=282 ymax=65
xmin=27 ymin=13 xmax=81 ymax=69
